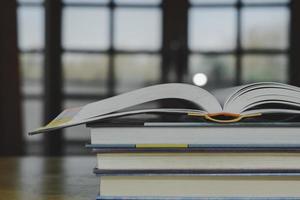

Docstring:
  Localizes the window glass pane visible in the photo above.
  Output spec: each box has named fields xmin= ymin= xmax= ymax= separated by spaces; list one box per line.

xmin=115 ymin=0 xmax=161 ymax=5
xmin=20 ymin=53 xmax=43 ymax=95
xmin=242 ymin=0 xmax=289 ymax=4
xmin=17 ymin=7 xmax=44 ymax=50
xmin=63 ymin=53 xmax=108 ymax=95
xmin=64 ymin=100 xmax=92 ymax=141
xmin=188 ymin=55 xmax=235 ymax=89
xmin=242 ymin=55 xmax=288 ymax=83
xmin=63 ymin=7 xmax=109 ymax=50
xmin=189 ymin=8 xmax=236 ymax=51
xmin=115 ymin=54 xmax=160 ymax=93
xmin=242 ymin=8 xmax=289 ymax=49
xmin=190 ymin=0 xmax=237 ymax=4
xmin=18 ymin=0 xmax=44 ymax=3
xmin=115 ymin=9 xmax=161 ymax=50
xmin=63 ymin=0 xmax=108 ymax=3
xmin=23 ymin=99 xmax=43 ymax=141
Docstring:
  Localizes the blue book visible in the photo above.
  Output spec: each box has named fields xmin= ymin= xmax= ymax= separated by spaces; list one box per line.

xmin=96 ymin=196 xmax=300 ymax=200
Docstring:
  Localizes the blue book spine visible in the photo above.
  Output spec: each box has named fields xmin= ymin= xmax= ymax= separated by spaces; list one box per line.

xmin=96 ymin=196 xmax=300 ymax=200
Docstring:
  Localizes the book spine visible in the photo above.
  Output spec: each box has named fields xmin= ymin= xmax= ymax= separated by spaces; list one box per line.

xmin=96 ymin=196 xmax=300 ymax=200
xmin=86 ymin=144 xmax=300 ymax=153
xmin=93 ymin=168 xmax=300 ymax=177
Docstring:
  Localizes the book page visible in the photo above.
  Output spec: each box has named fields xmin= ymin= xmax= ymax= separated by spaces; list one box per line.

xmin=223 ymin=82 xmax=300 ymax=114
xmin=211 ymin=85 xmax=245 ymax=107
xmin=30 ymin=83 xmax=221 ymax=134
xmin=73 ymin=83 xmax=221 ymax=121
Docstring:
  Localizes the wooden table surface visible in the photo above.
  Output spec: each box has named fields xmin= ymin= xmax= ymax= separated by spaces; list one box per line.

xmin=0 ymin=156 xmax=98 ymax=200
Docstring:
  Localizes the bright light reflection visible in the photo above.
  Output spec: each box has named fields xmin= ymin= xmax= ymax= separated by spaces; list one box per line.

xmin=193 ymin=73 xmax=207 ymax=86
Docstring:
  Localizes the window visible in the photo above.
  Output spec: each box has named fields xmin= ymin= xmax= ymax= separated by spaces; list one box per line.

xmin=188 ymin=0 xmax=290 ymax=89
xmin=18 ymin=0 xmax=44 ymax=148
xmin=17 ymin=0 xmax=292 ymax=155
xmin=61 ymin=0 xmax=162 ymax=147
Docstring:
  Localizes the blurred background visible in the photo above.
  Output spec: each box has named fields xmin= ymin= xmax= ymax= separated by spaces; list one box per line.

xmin=1 ymin=0 xmax=299 ymax=156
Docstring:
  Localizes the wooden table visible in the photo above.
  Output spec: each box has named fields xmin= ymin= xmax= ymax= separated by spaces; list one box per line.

xmin=0 ymin=156 xmax=98 ymax=200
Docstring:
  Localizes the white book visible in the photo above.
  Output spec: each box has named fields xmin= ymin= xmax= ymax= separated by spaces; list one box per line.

xmin=90 ymin=126 xmax=300 ymax=146
xmin=29 ymin=82 xmax=300 ymax=135
xmin=95 ymin=152 xmax=300 ymax=171
xmin=98 ymin=175 xmax=300 ymax=198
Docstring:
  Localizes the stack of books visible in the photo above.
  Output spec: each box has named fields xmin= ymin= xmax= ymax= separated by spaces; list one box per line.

xmin=30 ymin=82 xmax=300 ymax=199
xmin=87 ymin=123 xmax=300 ymax=199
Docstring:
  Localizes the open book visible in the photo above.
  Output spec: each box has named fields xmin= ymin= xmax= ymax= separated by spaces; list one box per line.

xmin=29 ymin=82 xmax=300 ymax=135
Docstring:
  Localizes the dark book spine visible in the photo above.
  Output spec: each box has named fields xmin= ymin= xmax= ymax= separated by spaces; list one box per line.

xmin=93 ymin=168 xmax=300 ymax=177
xmin=86 ymin=144 xmax=300 ymax=153
xmin=96 ymin=196 xmax=300 ymax=200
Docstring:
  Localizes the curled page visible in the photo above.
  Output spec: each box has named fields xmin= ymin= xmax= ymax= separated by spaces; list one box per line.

xmin=29 ymin=83 xmax=221 ymax=134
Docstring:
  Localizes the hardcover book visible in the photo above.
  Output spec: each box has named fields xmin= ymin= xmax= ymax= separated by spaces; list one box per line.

xmin=93 ymin=152 xmax=300 ymax=171
xmin=95 ymin=175 xmax=300 ymax=199
xmin=88 ymin=125 xmax=300 ymax=146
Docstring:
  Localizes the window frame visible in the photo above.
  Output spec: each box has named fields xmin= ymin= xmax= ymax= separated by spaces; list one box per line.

xmin=18 ymin=0 xmax=296 ymax=155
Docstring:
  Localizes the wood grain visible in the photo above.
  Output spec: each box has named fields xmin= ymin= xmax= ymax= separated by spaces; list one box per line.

xmin=0 ymin=156 xmax=98 ymax=200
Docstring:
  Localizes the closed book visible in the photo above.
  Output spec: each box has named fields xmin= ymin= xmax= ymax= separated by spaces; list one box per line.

xmin=87 ymin=145 xmax=300 ymax=153
xmin=93 ymin=152 xmax=300 ymax=172
xmin=89 ymin=125 xmax=300 ymax=147
xmin=96 ymin=196 xmax=300 ymax=200
xmin=96 ymin=175 xmax=300 ymax=199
